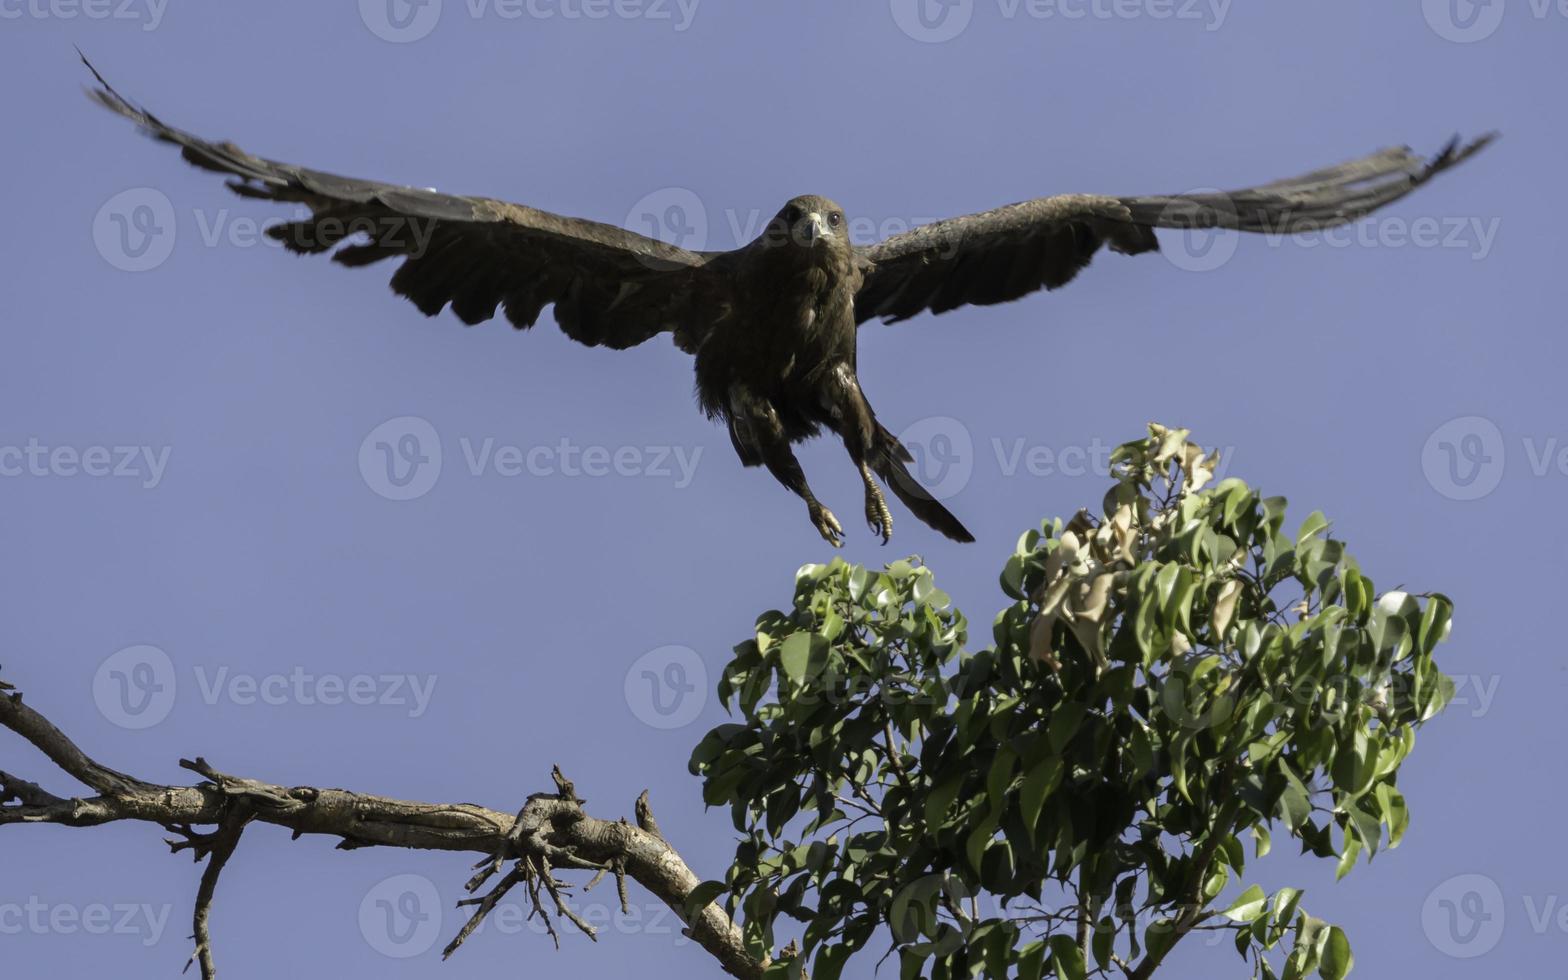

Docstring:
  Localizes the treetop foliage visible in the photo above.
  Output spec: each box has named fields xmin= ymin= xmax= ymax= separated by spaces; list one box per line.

xmin=691 ymin=424 xmax=1455 ymax=980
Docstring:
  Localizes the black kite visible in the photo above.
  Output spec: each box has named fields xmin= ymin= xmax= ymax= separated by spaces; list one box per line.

xmin=84 ymin=58 xmax=1492 ymax=545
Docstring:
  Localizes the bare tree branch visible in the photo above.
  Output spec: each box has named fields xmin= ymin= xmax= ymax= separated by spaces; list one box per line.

xmin=1125 ymin=770 xmax=1243 ymax=980
xmin=0 ymin=769 xmax=65 ymax=809
xmin=0 ymin=673 xmax=763 ymax=980
xmin=169 ymin=801 xmax=254 ymax=978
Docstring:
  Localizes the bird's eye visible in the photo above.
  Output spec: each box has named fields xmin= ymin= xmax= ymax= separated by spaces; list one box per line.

xmin=829 ymin=212 xmax=842 ymax=227
xmin=785 ymin=205 xmax=801 ymax=223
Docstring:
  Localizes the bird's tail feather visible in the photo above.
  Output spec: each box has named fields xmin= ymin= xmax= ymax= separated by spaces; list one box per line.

xmin=872 ymin=425 xmax=974 ymax=544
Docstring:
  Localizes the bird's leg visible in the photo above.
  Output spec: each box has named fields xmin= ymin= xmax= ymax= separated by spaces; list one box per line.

xmin=776 ymin=461 xmax=841 ymax=548
xmin=731 ymin=384 xmax=843 ymax=547
xmin=821 ymin=363 xmax=891 ymax=544
xmin=859 ymin=462 xmax=893 ymax=545
xmin=765 ymin=440 xmax=842 ymax=548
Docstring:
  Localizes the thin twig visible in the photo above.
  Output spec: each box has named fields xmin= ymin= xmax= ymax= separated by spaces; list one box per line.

xmin=183 ymin=802 xmax=255 ymax=979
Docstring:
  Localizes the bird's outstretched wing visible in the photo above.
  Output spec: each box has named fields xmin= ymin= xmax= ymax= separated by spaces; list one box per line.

xmin=84 ymin=57 xmax=709 ymax=349
xmin=854 ymin=135 xmax=1495 ymax=324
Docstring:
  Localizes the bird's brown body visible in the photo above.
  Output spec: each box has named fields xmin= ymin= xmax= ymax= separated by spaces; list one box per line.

xmin=691 ymin=197 xmax=953 ymax=543
xmin=695 ymin=205 xmax=865 ymax=439
xmin=82 ymin=56 xmax=1492 ymax=545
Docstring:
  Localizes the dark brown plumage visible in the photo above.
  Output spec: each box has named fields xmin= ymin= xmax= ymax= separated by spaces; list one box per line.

xmin=83 ymin=57 xmax=1493 ymax=545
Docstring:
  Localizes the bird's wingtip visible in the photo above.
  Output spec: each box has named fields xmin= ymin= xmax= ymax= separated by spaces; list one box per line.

xmin=76 ymin=46 xmax=111 ymax=89
xmin=1441 ymin=131 xmax=1500 ymax=169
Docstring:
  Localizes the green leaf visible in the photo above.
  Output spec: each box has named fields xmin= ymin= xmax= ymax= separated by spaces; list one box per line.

xmin=1154 ymin=562 xmax=1181 ymax=615
xmin=848 ymin=565 xmax=870 ymax=601
xmin=1048 ymin=702 xmax=1087 ymax=752
xmin=889 ymin=878 xmax=932 ymax=944
xmin=1019 ymin=758 xmax=1064 ymax=842
xmin=1296 ymin=511 xmax=1331 ymax=546
xmin=1202 ymin=862 xmax=1230 ymax=900
xmin=1296 ymin=914 xmax=1331 ymax=977
xmin=1331 ymin=729 xmax=1378 ymax=799
xmin=1277 ymin=768 xmax=1312 ymax=830
xmin=1417 ymin=594 xmax=1453 ymax=655
xmin=966 ymin=813 xmax=998 ymax=873
xmin=1335 ymin=834 xmax=1361 ymax=881
xmin=1170 ymin=730 xmax=1194 ymax=802
xmin=684 ymin=880 xmax=728 ymax=918
xmin=1283 ymin=943 xmax=1311 ymax=980
xmin=1222 ymin=884 xmax=1269 ymax=923
xmin=1142 ymin=918 xmax=1179 ymax=965
xmin=1049 ymin=934 xmax=1087 ymax=980
xmin=1017 ymin=941 xmax=1047 ymax=980
xmin=778 ymin=632 xmax=817 ymax=684
xmin=1268 ymin=888 xmax=1304 ymax=948
xmin=1001 ymin=554 xmax=1030 ymax=600
xmin=925 ymin=772 xmax=965 ymax=830
xmin=811 ymin=945 xmax=851 ymax=980
xmin=1376 ymin=784 xmax=1410 ymax=847
xmin=1092 ymin=917 xmax=1116 ymax=972
xmin=1319 ymin=926 xmax=1353 ymax=980
xmin=988 ymin=746 xmax=1020 ymax=811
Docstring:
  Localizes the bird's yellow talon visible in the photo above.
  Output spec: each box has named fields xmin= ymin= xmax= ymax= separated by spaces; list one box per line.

xmin=859 ymin=464 xmax=894 ymax=545
xmin=810 ymin=503 xmax=844 ymax=547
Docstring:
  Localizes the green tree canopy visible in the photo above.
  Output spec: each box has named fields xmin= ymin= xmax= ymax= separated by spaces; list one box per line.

xmin=691 ymin=425 xmax=1455 ymax=980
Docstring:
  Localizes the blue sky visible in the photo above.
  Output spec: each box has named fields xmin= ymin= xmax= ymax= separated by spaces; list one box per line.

xmin=1 ymin=2 xmax=1561 ymax=977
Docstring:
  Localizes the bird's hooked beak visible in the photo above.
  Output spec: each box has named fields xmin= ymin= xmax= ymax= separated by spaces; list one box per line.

xmin=800 ymin=211 xmax=832 ymax=246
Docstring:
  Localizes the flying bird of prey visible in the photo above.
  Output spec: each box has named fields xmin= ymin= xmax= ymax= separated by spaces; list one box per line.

xmin=83 ymin=59 xmax=1492 ymax=546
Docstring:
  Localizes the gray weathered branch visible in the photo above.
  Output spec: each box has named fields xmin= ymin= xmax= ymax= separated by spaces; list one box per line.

xmin=0 ymin=672 xmax=761 ymax=980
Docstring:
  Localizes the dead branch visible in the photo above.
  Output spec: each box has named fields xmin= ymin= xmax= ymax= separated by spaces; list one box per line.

xmin=0 ymin=669 xmax=761 ymax=980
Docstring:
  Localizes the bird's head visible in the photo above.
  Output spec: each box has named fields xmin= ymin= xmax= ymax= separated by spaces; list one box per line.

xmin=763 ymin=195 xmax=849 ymax=253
